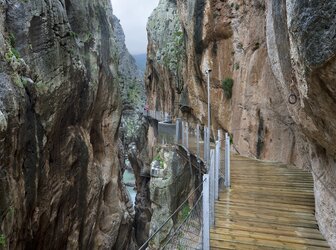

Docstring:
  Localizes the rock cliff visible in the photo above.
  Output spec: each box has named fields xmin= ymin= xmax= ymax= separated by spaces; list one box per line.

xmin=113 ymin=12 xmax=153 ymax=248
xmin=113 ymin=16 xmax=145 ymax=113
xmin=0 ymin=0 xmax=135 ymax=249
xmin=146 ymin=0 xmax=336 ymax=247
xmin=148 ymin=146 xmax=199 ymax=249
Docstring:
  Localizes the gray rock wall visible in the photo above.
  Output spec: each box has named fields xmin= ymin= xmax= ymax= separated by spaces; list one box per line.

xmin=266 ymin=1 xmax=336 ymax=247
xmin=113 ymin=15 xmax=145 ymax=113
xmin=148 ymin=147 xmax=197 ymax=249
xmin=0 ymin=0 xmax=135 ymax=249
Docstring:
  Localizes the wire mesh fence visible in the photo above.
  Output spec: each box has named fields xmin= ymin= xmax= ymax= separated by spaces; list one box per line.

xmin=161 ymin=193 xmax=203 ymax=250
xmin=142 ymin=115 xmax=231 ymax=250
xmin=139 ymin=179 xmax=204 ymax=250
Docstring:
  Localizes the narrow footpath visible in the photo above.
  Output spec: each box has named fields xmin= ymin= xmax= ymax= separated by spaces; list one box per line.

xmin=210 ymin=155 xmax=329 ymax=249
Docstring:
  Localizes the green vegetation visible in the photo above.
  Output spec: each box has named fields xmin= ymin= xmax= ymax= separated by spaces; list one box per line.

xmin=10 ymin=48 xmax=20 ymax=58
xmin=154 ymin=155 xmax=164 ymax=169
xmin=180 ymin=204 xmax=190 ymax=220
xmin=122 ymin=115 xmax=141 ymax=139
xmin=161 ymin=23 xmax=185 ymax=93
xmin=5 ymin=33 xmax=20 ymax=61
xmin=0 ymin=234 xmax=5 ymax=247
xmin=69 ymin=31 xmax=78 ymax=39
xmin=233 ymin=63 xmax=240 ymax=70
xmin=163 ymin=30 xmax=184 ymax=72
xmin=222 ymin=78 xmax=234 ymax=99
xmin=230 ymin=3 xmax=240 ymax=10
xmin=9 ymin=33 xmax=16 ymax=47
xmin=127 ymin=80 xmax=141 ymax=103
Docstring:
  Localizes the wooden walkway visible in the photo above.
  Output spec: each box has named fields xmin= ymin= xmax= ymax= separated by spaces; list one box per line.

xmin=211 ymin=155 xmax=330 ymax=250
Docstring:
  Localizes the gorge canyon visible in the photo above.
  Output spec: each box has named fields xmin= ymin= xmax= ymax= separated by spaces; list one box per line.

xmin=0 ymin=0 xmax=335 ymax=249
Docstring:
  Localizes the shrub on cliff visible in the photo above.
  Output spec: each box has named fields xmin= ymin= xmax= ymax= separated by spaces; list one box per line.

xmin=0 ymin=234 xmax=5 ymax=247
xmin=222 ymin=78 xmax=234 ymax=99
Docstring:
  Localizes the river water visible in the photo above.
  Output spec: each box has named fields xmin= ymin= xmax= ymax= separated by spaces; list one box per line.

xmin=123 ymin=169 xmax=136 ymax=203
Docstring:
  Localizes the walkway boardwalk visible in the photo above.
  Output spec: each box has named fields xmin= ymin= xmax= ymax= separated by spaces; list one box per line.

xmin=211 ymin=155 xmax=330 ymax=250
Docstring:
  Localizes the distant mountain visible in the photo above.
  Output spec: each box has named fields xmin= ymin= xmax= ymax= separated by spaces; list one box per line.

xmin=133 ymin=54 xmax=147 ymax=72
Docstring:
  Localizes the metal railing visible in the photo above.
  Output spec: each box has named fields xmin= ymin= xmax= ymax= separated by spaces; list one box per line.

xmin=161 ymin=189 xmax=203 ymax=249
xmin=139 ymin=181 xmax=204 ymax=250
xmin=175 ymin=119 xmax=231 ymax=249
xmin=142 ymin=117 xmax=231 ymax=250
xmin=146 ymin=110 xmax=171 ymax=122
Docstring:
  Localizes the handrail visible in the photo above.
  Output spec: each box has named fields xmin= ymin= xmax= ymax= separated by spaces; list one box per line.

xmin=161 ymin=193 xmax=203 ymax=249
xmin=138 ymin=180 xmax=205 ymax=250
xmin=144 ymin=114 xmax=230 ymax=250
xmin=175 ymin=145 xmax=206 ymax=174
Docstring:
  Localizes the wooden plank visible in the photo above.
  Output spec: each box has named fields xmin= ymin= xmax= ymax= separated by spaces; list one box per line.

xmin=213 ymin=220 xmax=326 ymax=240
xmin=214 ymin=215 xmax=319 ymax=229
xmin=225 ymin=185 xmax=314 ymax=194
xmin=218 ymin=194 xmax=315 ymax=207
xmin=210 ymin=154 xmax=330 ymax=249
xmin=215 ymin=204 xmax=317 ymax=221
xmin=219 ymin=194 xmax=315 ymax=205
xmin=214 ymin=208 xmax=317 ymax=224
xmin=211 ymin=228 xmax=330 ymax=248
xmin=224 ymin=189 xmax=314 ymax=198
xmin=216 ymin=199 xmax=315 ymax=212
xmin=211 ymin=234 xmax=330 ymax=249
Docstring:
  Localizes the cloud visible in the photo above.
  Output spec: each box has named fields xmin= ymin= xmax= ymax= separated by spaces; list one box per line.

xmin=111 ymin=0 xmax=159 ymax=55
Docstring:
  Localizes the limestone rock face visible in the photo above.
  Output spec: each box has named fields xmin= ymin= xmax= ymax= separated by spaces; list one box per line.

xmin=0 ymin=0 xmax=134 ymax=249
xmin=113 ymin=16 xmax=145 ymax=113
xmin=148 ymin=147 xmax=195 ymax=249
xmin=146 ymin=0 xmax=336 ymax=247
xmin=114 ymin=17 xmax=154 ymax=243
xmin=124 ymin=115 xmax=157 ymax=247
xmin=146 ymin=0 xmax=185 ymax=114
xmin=266 ymin=1 xmax=336 ymax=247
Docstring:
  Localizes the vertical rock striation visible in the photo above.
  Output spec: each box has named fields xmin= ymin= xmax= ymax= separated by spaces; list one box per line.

xmin=146 ymin=0 xmax=336 ymax=247
xmin=146 ymin=0 xmax=185 ymax=115
xmin=113 ymin=12 xmax=153 ymax=248
xmin=266 ymin=1 xmax=336 ymax=247
xmin=0 ymin=0 xmax=135 ymax=249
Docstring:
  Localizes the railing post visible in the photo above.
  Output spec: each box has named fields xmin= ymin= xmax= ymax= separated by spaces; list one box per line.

xmin=202 ymin=174 xmax=210 ymax=250
xmin=175 ymin=118 xmax=181 ymax=144
xmin=196 ymin=124 xmax=200 ymax=159
xmin=181 ymin=121 xmax=185 ymax=146
xmin=225 ymin=133 xmax=231 ymax=188
xmin=203 ymin=126 xmax=207 ymax=162
xmin=207 ymin=127 xmax=211 ymax=165
xmin=210 ymin=149 xmax=215 ymax=226
xmin=186 ymin=122 xmax=189 ymax=148
xmin=215 ymin=140 xmax=220 ymax=200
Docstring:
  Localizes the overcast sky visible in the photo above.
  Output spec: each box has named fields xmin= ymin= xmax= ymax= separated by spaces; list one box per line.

xmin=111 ymin=0 xmax=159 ymax=55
